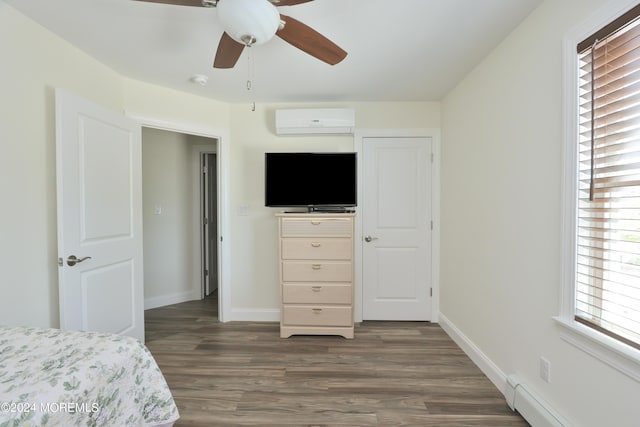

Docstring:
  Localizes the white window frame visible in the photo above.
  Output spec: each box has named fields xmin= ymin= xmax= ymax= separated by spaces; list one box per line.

xmin=558 ymin=0 xmax=640 ymax=382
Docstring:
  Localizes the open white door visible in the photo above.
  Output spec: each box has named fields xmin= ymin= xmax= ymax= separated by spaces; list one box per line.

xmin=56 ymin=89 xmax=144 ymax=342
xmin=362 ymin=137 xmax=432 ymax=320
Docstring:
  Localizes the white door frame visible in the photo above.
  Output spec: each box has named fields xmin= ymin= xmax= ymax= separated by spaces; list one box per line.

xmin=194 ymin=147 xmax=217 ymax=299
xmin=354 ymin=128 xmax=441 ymax=323
xmin=127 ymin=113 xmax=231 ymax=323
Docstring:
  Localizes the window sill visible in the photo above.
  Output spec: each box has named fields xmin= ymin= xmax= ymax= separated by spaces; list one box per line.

xmin=554 ymin=317 xmax=640 ymax=382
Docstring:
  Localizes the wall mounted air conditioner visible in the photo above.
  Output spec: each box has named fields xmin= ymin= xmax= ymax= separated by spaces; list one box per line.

xmin=275 ymin=108 xmax=355 ymax=135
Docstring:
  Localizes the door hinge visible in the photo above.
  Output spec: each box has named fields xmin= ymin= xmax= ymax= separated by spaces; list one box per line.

xmin=431 ymin=152 xmax=434 ymax=163
xmin=220 ymin=236 xmax=223 ymax=242
xmin=204 ymin=269 xmax=209 ymax=276
xmin=430 ymin=220 xmax=433 ymax=231
xmin=203 ymin=165 xmax=207 ymax=174
xmin=430 ymin=287 xmax=433 ymax=297
xmin=204 ymin=217 xmax=208 ymax=225
xmin=58 ymin=257 xmax=63 ymax=267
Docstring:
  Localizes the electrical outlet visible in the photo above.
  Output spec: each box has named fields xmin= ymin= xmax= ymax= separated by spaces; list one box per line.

xmin=540 ymin=357 xmax=551 ymax=383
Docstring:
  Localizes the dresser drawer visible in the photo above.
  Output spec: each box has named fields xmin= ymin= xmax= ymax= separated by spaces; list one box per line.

xmin=282 ymin=306 xmax=352 ymax=327
xmin=282 ymin=283 xmax=352 ymax=304
xmin=281 ymin=218 xmax=352 ymax=237
xmin=281 ymin=238 xmax=352 ymax=260
xmin=282 ymin=261 xmax=352 ymax=282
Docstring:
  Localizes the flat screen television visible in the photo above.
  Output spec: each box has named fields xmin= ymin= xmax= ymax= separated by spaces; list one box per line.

xmin=265 ymin=152 xmax=357 ymax=210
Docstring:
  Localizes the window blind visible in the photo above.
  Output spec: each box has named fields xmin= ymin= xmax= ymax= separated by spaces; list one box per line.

xmin=576 ymin=9 xmax=640 ymax=350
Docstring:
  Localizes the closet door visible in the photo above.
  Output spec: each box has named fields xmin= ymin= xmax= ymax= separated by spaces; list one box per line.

xmin=362 ymin=137 xmax=432 ymax=320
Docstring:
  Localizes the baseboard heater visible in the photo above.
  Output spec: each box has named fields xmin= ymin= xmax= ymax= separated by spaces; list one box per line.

xmin=505 ymin=375 xmax=569 ymax=427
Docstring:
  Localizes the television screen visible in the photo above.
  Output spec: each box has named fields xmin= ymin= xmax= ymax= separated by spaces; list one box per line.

xmin=265 ymin=152 xmax=357 ymax=209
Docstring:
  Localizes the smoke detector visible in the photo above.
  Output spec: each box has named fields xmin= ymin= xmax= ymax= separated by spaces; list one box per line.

xmin=190 ymin=74 xmax=209 ymax=86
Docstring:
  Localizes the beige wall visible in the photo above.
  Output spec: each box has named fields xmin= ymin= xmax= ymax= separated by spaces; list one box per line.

xmin=142 ymin=128 xmax=198 ymax=301
xmin=0 ymin=3 xmax=438 ymax=326
xmin=141 ymin=129 xmax=217 ymax=306
xmin=441 ymin=0 xmax=638 ymax=425
xmin=227 ymin=101 xmax=439 ymax=315
xmin=2 ymin=1 xmax=637 ymax=425
xmin=0 ymin=3 xmax=125 ymax=328
xmin=123 ymin=79 xmax=231 ymax=129
xmin=228 ymin=103 xmax=354 ymax=314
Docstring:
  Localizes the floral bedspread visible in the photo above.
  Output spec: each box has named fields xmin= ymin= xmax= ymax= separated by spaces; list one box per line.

xmin=0 ymin=326 xmax=179 ymax=427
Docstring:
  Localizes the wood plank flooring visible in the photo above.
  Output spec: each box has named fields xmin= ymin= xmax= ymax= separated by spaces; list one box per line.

xmin=144 ymin=296 xmax=528 ymax=426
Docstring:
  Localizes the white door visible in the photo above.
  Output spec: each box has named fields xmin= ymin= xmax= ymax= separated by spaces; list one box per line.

xmin=56 ymin=89 xmax=144 ymax=341
xmin=362 ymin=137 xmax=432 ymax=320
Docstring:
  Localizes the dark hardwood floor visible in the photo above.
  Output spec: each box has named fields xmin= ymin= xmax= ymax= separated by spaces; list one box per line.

xmin=144 ymin=295 xmax=528 ymax=426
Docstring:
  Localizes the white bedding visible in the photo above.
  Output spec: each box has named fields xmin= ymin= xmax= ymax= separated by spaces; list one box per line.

xmin=0 ymin=326 xmax=179 ymax=426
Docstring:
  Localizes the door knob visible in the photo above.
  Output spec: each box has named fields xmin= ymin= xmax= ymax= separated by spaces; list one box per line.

xmin=364 ymin=235 xmax=378 ymax=242
xmin=66 ymin=255 xmax=92 ymax=267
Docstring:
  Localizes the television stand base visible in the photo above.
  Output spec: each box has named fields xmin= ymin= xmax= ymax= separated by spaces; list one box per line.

xmin=308 ymin=206 xmax=353 ymax=213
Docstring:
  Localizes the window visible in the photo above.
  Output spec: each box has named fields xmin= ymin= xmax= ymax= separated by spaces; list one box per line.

xmin=573 ymin=4 xmax=640 ymax=351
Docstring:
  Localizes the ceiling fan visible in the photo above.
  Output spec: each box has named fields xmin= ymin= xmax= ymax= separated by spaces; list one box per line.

xmin=135 ymin=0 xmax=347 ymax=69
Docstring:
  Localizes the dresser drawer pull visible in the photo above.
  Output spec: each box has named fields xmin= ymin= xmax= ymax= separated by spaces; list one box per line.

xmin=311 ymin=264 xmax=322 ymax=270
xmin=312 ymin=308 xmax=323 ymax=313
xmin=311 ymin=242 xmax=321 ymax=247
xmin=311 ymin=286 xmax=322 ymax=292
xmin=311 ymin=221 xmax=321 ymax=225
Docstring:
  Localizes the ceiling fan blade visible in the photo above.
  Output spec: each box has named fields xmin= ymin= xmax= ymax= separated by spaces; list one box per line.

xmin=269 ymin=0 xmax=315 ymax=6
xmin=134 ymin=0 xmax=206 ymax=6
xmin=277 ymin=14 xmax=347 ymax=65
xmin=213 ymin=32 xmax=246 ymax=69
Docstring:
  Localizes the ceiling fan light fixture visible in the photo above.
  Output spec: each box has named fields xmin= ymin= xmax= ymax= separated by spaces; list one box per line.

xmin=217 ymin=0 xmax=280 ymax=46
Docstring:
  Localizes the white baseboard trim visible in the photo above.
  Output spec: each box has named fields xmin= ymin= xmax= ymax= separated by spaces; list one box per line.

xmin=144 ymin=290 xmax=200 ymax=310
xmin=439 ymin=312 xmax=571 ymax=427
xmin=438 ymin=312 xmax=507 ymax=393
xmin=506 ymin=375 xmax=569 ymax=427
xmin=228 ymin=308 xmax=280 ymax=322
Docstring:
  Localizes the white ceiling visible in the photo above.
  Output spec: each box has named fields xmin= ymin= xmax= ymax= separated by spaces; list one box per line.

xmin=5 ymin=0 xmax=542 ymax=104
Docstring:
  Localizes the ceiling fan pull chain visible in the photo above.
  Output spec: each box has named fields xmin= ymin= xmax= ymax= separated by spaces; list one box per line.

xmin=247 ymin=46 xmax=255 ymax=90
xmin=247 ymin=46 xmax=256 ymax=111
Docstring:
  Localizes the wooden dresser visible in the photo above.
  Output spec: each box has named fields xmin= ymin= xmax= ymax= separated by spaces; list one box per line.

xmin=276 ymin=212 xmax=355 ymax=339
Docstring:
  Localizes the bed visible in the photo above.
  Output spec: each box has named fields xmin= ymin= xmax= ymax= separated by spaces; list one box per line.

xmin=0 ymin=326 xmax=179 ymax=427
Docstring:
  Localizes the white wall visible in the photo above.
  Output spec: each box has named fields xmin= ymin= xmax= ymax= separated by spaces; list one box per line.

xmin=440 ymin=0 xmax=639 ymax=425
xmin=0 ymin=3 xmax=125 ymax=328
